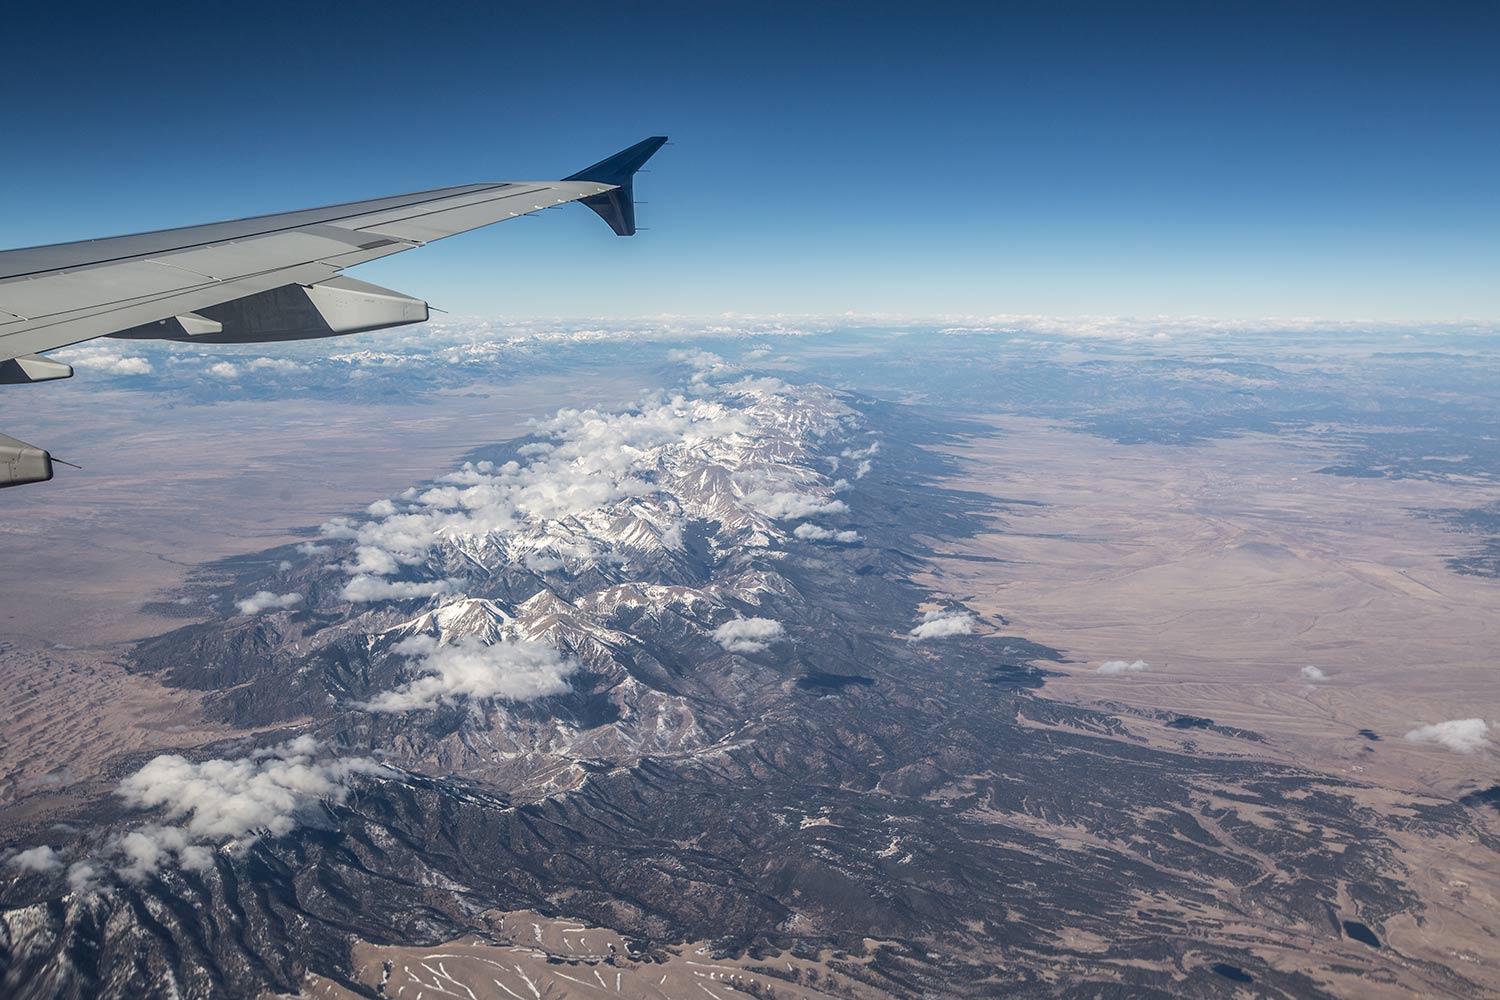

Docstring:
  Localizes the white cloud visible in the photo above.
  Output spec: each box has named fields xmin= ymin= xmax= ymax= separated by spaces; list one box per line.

xmin=340 ymin=576 xmax=455 ymax=603
xmin=743 ymin=490 xmax=848 ymax=520
xmin=667 ymin=348 xmax=731 ymax=382
xmin=51 ymin=343 xmax=154 ymax=375
xmin=1097 ymin=659 xmax=1150 ymax=675
xmin=104 ymin=356 xmax=152 ymax=375
xmin=206 ymin=361 xmax=240 ymax=379
xmin=793 ymin=523 xmax=862 ymax=544
xmin=67 ymin=862 xmax=99 ymax=893
xmin=1404 ymin=719 xmax=1491 ymax=754
xmin=235 ymin=590 xmax=303 ymax=615
xmin=246 ymin=357 xmax=303 ymax=373
xmin=347 ymin=544 xmax=402 ymax=576
xmin=361 ymin=635 xmax=578 ymax=713
xmin=712 ymin=617 xmax=785 ymax=653
xmin=113 ymin=736 xmax=384 ymax=878
xmin=1300 ymin=665 xmax=1328 ymax=681
xmin=839 ymin=440 xmax=879 ymax=479
xmin=296 ymin=542 xmax=330 ymax=556
xmin=908 ymin=610 xmax=975 ymax=641
xmin=9 ymin=846 xmax=61 ymax=873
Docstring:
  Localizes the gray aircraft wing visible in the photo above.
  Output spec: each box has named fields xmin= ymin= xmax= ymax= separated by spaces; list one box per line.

xmin=0 ymin=136 xmax=667 ymax=488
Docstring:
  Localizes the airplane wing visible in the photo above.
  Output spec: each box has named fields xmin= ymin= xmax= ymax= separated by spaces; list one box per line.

xmin=0 ymin=136 xmax=667 ymax=488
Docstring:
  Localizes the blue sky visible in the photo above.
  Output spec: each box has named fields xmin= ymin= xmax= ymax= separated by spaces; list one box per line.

xmin=3 ymin=1 xmax=1497 ymax=320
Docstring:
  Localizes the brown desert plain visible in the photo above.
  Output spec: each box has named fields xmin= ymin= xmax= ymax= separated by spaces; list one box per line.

xmin=911 ymin=413 xmax=1500 ymax=992
xmin=916 ymin=415 xmax=1500 ymax=794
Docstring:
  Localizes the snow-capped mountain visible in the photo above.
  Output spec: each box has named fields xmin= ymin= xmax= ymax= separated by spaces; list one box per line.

xmin=130 ymin=374 xmax=875 ymax=795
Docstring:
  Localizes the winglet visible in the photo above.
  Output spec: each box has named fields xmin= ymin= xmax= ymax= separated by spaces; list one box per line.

xmin=565 ymin=136 xmax=668 ymax=236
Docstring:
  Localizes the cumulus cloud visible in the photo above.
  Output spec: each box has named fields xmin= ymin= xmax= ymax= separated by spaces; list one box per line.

xmin=1300 ymin=665 xmax=1328 ymax=681
xmin=712 ymin=617 xmax=785 ymax=653
xmin=8 ymin=846 xmax=61 ymax=873
xmin=68 ymin=355 xmax=151 ymax=376
xmin=908 ymin=610 xmax=975 ymax=641
xmin=1097 ymin=659 xmax=1150 ymax=675
xmin=296 ymin=542 xmax=330 ymax=556
xmin=839 ymin=440 xmax=880 ymax=479
xmin=347 ymin=544 xmax=402 ymax=576
xmin=1404 ymin=719 xmax=1491 ymax=754
xmin=206 ymin=361 xmax=240 ymax=379
xmin=51 ymin=343 xmax=154 ymax=375
xmin=743 ymin=490 xmax=848 ymax=520
xmin=235 ymin=590 xmax=303 ymax=615
xmin=67 ymin=862 xmax=99 ymax=893
xmin=113 ymin=736 xmax=383 ymax=879
xmin=667 ymin=348 xmax=732 ymax=382
xmin=340 ymin=576 xmax=455 ymax=603
xmin=793 ymin=523 xmax=862 ymax=544
xmin=362 ymin=635 xmax=578 ymax=712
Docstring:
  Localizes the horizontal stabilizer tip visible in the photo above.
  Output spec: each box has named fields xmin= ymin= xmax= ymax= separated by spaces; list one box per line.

xmin=565 ymin=136 xmax=668 ymax=236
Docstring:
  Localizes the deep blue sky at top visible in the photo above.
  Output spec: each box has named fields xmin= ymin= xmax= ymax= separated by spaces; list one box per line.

xmin=2 ymin=1 xmax=1496 ymax=320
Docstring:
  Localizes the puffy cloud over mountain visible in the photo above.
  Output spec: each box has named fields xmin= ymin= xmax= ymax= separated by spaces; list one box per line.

xmin=314 ymin=378 xmax=863 ymax=606
xmin=362 ymin=635 xmax=579 ymax=713
xmin=711 ymin=617 xmax=785 ymax=653
xmin=794 ymin=523 xmax=862 ymax=544
xmin=112 ymin=737 xmax=385 ymax=879
xmin=235 ymin=591 xmax=302 ymax=615
xmin=8 ymin=846 xmax=61 ymax=874
xmin=908 ymin=610 xmax=975 ymax=641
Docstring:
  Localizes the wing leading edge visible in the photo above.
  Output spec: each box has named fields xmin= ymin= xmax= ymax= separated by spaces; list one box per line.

xmin=0 ymin=136 xmax=667 ymax=488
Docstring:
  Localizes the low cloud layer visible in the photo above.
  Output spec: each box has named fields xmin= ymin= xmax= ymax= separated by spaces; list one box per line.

xmin=235 ymin=591 xmax=303 ymax=615
xmin=112 ymin=736 xmax=383 ymax=881
xmin=1097 ymin=659 xmax=1150 ymax=675
xmin=362 ymin=635 xmax=579 ymax=713
xmin=908 ymin=610 xmax=975 ymax=641
xmin=1403 ymin=719 xmax=1491 ymax=754
xmin=341 ymin=576 xmax=455 ymax=603
xmin=793 ymin=523 xmax=862 ymax=544
xmin=712 ymin=617 xmax=785 ymax=653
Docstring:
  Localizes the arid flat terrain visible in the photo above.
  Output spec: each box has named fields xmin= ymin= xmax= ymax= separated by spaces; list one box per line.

xmin=291 ymin=911 xmax=865 ymax=1000
xmin=919 ymin=415 xmax=1500 ymax=796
